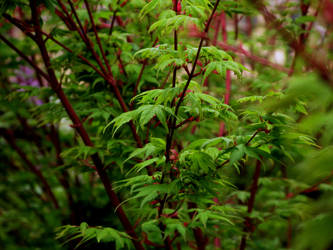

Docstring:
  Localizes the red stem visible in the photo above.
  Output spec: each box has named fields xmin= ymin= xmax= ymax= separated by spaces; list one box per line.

xmin=108 ymin=0 xmax=121 ymax=37
xmin=175 ymin=116 xmax=195 ymax=129
xmin=84 ymin=0 xmax=112 ymax=74
xmin=239 ymin=160 xmax=262 ymax=250
xmin=234 ymin=13 xmax=239 ymax=40
xmin=55 ymin=0 xmax=143 ymax=148
xmin=0 ymin=34 xmax=50 ymax=82
xmin=40 ymin=30 xmax=106 ymax=78
xmin=212 ymin=13 xmax=222 ymax=46
xmin=166 ymin=0 xmax=221 ymax=163
xmin=133 ymin=61 xmax=147 ymax=98
xmin=116 ymin=48 xmax=128 ymax=78
xmin=172 ymin=0 xmax=179 ymax=89
xmin=216 ymin=41 xmax=290 ymax=73
xmin=218 ymin=12 xmax=231 ymax=137
xmin=188 ymin=202 xmax=208 ymax=249
xmin=253 ymin=0 xmax=332 ymax=85
xmin=162 ymin=2 xmax=222 ymax=249
xmin=64 ymin=0 xmax=109 ymax=76
xmin=22 ymin=2 xmax=144 ymax=248
xmin=49 ymin=124 xmax=77 ymax=223
xmin=133 ymin=38 xmax=159 ymax=98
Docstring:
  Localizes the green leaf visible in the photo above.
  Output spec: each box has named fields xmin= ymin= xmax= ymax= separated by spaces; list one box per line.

xmin=127 ymin=157 xmax=161 ymax=175
xmin=295 ymin=15 xmax=315 ymax=25
xmin=229 ymin=144 xmax=245 ymax=167
xmin=149 ymin=15 xmax=201 ymax=35
xmin=142 ymin=220 xmax=163 ymax=243
xmin=80 ymin=222 xmax=88 ymax=235
xmin=96 ymin=229 xmax=108 ymax=243
xmin=104 ymin=109 xmax=139 ymax=136
xmin=139 ymin=0 xmax=164 ymax=18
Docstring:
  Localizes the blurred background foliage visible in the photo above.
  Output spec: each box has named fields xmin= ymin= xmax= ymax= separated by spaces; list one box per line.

xmin=0 ymin=0 xmax=333 ymax=249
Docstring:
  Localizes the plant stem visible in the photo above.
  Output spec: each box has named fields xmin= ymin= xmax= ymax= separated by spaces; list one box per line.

xmin=253 ymin=0 xmax=333 ymax=85
xmin=161 ymin=2 xmax=221 ymax=248
xmin=216 ymin=41 xmax=290 ymax=73
xmin=172 ymin=0 xmax=179 ymax=89
xmin=84 ymin=0 xmax=112 ymax=74
xmin=64 ymin=0 xmax=109 ymax=76
xmin=166 ymin=0 xmax=221 ymax=163
xmin=218 ymin=12 xmax=231 ymax=137
xmin=239 ymin=160 xmax=262 ymax=250
xmin=133 ymin=38 xmax=159 ymax=99
xmin=40 ymin=31 xmax=106 ymax=78
xmin=108 ymin=0 xmax=121 ymax=37
xmin=0 ymin=34 xmax=50 ymax=81
xmin=22 ymin=2 xmax=144 ymax=248
xmin=49 ymin=124 xmax=77 ymax=223
xmin=55 ymin=0 xmax=143 ymax=148
xmin=188 ymin=202 xmax=208 ymax=250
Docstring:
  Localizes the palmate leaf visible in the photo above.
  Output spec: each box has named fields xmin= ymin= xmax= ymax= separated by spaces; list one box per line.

xmin=200 ymin=137 xmax=234 ymax=149
xmin=134 ymin=44 xmax=170 ymax=60
xmin=104 ymin=104 xmax=174 ymax=135
xmin=182 ymin=91 xmax=238 ymax=121
xmin=238 ymin=95 xmax=266 ymax=103
xmin=178 ymin=80 xmax=202 ymax=92
xmin=115 ymin=178 xmax=180 ymax=208
xmin=294 ymin=15 xmax=316 ymax=25
xmin=179 ymin=150 xmax=216 ymax=175
xmin=149 ymin=14 xmax=202 ymax=35
xmin=55 ymin=223 xmax=131 ymax=250
xmin=182 ymin=0 xmax=212 ymax=19
xmin=142 ymin=220 xmax=163 ymax=243
xmin=163 ymin=218 xmax=187 ymax=240
xmin=186 ymin=139 xmax=211 ymax=149
xmin=132 ymin=87 xmax=181 ymax=105
xmin=203 ymin=60 xmax=247 ymax=80
xmin=133 ymin=181 xmax=181 ymax=207
xmin=114 ymin=175 xmax=153 ymax=192
xmin=60 ymin=144 xmax=101 ymax=160
xmin=139 ymin=0 xmax=167 ymax=18
xmin=124 ymin=137 xmax=165 ymax=163
xmin=104 ymin=109 xmax=140 ymax=136
xmin=191 ymin=151 xmax=215 ymax=174
xmin=219 ymin=105 xmax=238 ymax=121
xmin=138 ymin=105 xmax=172 ymax=130
xmin=195 ymin=92 xmax=221 ymax=106
xmin=186 ymin=46 xmax=232 ymax=62
xmin=193 ymin=209 xmax=234 ymax=228
xmin=228 ymin=144 xmax=245 ymax=167
xmin=154 ymin=54 xmax=185 ymax=73
xmin=126 ymin=157 xmax=164 ymax=176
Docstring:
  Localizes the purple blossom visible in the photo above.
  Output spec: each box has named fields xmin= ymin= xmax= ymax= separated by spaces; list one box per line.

xmin=10 ymin=65 xmax=44 ymax=106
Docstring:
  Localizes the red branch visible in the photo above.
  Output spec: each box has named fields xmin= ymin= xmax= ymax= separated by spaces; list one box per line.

xmin=218 ymin=12 xmax=231 ymax=137
xmin=239 ymin=160 xmax=262 ymax=250
xmin=3 ymin=1 xmax=145 ymax=248
xmin=216 ymin=41 xmax=290 ymax=73
xmin=253 ymin=0 xmax=333 ymax=85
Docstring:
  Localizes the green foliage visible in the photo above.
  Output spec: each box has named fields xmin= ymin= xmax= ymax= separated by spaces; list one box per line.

xmin=0 ymin=0 xmax=333 ymax=249
xmin=56 ymin=222 xmax=132 ymax=249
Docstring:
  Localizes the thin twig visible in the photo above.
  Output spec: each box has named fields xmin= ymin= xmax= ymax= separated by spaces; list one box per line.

xmin=84 ymin=0 xmax=112 ymax=74
xmin=0 ymin=34 xmax=50 ymax=82
xmin=165 ymin=0 xmax=221 ymax=163
xmin=239 ymin=160 xmax=262 ymax=250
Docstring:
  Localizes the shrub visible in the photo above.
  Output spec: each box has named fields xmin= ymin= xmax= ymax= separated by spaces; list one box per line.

xmin=0 ymin=0 xmax=333 ymax=249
